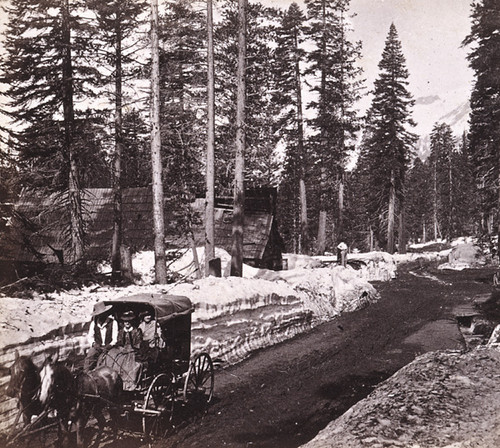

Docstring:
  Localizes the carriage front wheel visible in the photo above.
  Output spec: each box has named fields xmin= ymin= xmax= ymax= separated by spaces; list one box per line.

xmin=183 ymin=352 xmax=214 ymax=405
xmin=142 ymin=372 xmax=175 ymax=438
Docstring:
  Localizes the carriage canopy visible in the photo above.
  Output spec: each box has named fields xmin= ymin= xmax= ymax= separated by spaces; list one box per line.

xmin=99 ymin=293 xmax=194 ymax=325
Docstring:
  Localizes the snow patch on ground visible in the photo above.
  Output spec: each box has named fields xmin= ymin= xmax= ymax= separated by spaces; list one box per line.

xmin=439 ymin=243 xmax=488 ymax=271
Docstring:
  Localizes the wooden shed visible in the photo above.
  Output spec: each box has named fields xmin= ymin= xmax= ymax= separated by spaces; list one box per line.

xmin=1 ymin=187 xmax=283 ymax=270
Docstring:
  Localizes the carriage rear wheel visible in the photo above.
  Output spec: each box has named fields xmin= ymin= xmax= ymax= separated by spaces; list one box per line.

xmin=183 ymin=352 xmax=214 ymax=405
xmin=142 ymin=372 xmax=175 ymax=438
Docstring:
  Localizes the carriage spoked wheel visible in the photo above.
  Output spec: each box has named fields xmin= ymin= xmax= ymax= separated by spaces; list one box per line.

xmin=183 ymin=352 xmax=214 ymax=406
xmin=142 ymin=372 xmax=176 ymax=438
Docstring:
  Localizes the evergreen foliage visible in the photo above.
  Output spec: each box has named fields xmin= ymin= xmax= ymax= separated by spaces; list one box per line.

xmin=215 ymin=0 xmax=281 ymax=194
xmin=357 ymin=23 xmax=416 ymax=253
xmin=463 ymin=0 xmax=500 ymax=238
xmin=121 ymin=110 xmax=151 ymax=188
xmin=428 ymin=123 xmax=458 ymax=240
xmin=159 ymin=0 xmax=206 ymax=201
xmin=273 ymin=3 xmax=309 ymax=253
xmin=1 ymin=0 xmax=105 ymax=193
xmin=405 ymin=157 xmax=433 ymax=243
xmin=304 ymin=0 xmax=362 ymax=252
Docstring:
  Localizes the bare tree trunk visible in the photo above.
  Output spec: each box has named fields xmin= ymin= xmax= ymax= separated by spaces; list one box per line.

xmin=387 ymin=169 xmax=395 ymax=254
xmin=497 ymin=167 xmax=500 ymax=249
xmin=204 ymin=0 xmax=215 ymax=276
xmin=316 ymin=0 xmax=327 ymax=256
xmin=112 ymin=15 xmax=123 ymax=280
xmin=294 ymin=27 xmax=308 ymax=255
xmin=448 ymin=149 xmax=453 ymax=239
xmin=398 ymin=199 xmax=406 ymax=254
xmin=317 ymin=209 xmax=327 ymax=254
xmin=150 ymin=0 xmax=167 ymax=283
xmin=230 ymin=0 xmax=247 ymax=277
xmin=62 ymin=0 xmax=83 ymax=263
xmin=120 ymin=245 xmax=133 ymax=281
xmin=433 ymin=155 xmax=438 ymax=240
xmin=299 ymin=179 xmax=308 ymax=253
xmin=338 ymin=171 xmax=345 ymax=242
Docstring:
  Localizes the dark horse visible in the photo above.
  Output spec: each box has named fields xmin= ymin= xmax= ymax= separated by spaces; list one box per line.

xmin=7 ymin=350 xmax=43 ymax=427
xmin=73 ymin=366 xmax=123 ymax=447
xmin=40 ymin=355 xmax=123 ymax=448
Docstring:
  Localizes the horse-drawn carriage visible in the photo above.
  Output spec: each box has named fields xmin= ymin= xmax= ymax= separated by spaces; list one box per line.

xmin=7 ymin=293 xmax=214 ymax=446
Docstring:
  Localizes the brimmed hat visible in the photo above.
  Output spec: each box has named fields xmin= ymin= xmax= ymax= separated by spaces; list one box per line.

xmin=92 ymin=302 xmax=113 ymax=317
xmin=121 ymin=310 xmax=136 ymax=321
xmin=139 ymin=310 xmax=154 ymax=318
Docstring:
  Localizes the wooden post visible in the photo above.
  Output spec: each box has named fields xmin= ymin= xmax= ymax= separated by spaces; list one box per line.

xmin=120 ymin=245 xmax=133 ymax=281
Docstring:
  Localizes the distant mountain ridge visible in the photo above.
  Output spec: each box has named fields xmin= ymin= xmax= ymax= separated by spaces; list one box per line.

xmin=413 ymin=95 xmax=470 ymax=160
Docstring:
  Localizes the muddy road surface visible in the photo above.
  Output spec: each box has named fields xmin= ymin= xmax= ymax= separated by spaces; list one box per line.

xmin=56 ymin=264 xmax=499 ymax=448
xmin=148 ymin=265 xmax=496 ymax=448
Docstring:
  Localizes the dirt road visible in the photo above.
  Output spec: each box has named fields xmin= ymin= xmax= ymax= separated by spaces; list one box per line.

xmin=95 ymin=264 xmax=497 ymax=448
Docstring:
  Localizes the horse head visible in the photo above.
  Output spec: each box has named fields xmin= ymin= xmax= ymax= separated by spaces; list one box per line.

xmin=7 ymin=350 xmax=39 ymax=400
xmin=39 ymin=354 xmax=57 ymax=407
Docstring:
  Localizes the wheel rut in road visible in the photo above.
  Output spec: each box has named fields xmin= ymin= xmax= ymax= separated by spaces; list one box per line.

xmin=108 ymin=266 xmax=498 ymax=448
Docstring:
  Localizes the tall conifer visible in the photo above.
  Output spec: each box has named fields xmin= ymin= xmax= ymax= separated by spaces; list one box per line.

xmin=215 ymin=1 xmax=281 ymax=193
xmin=274 ymin=3 xmax=309 ymax=253
xmin=361 ymin=23 xmax=416 ymax=253
xmin=1 ymin=0 xmax=102 ymax=262
xmin=463 ymin=0 xmax=500 ymax=241
xmin=305 ymin=0 xmax=362 ymax=254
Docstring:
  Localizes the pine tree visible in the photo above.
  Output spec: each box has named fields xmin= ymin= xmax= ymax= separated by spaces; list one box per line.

xmin=215 ymin=1 xmax=281 ymax=193
xmin=428 ymin=123 xmax=457 ymax=240
xmin=361 ymin=23 xmax=417 ymax=254
xmin=273 ymin=3 xmax=309 ymax=253
xmin=159 ymin=0 xmax=206 ymax=274
xmin=463 ymin=0 xmax=500 ymax=241
xmin=121 ymin=110 xmax=151 ymax=188
xmin=305 ymin=0 xmax=362 ymax=254
xmin=454 ymin=132 xmax=477 ymax=236
xmin=150 ymin=0 xmax=167 ymax=283
xmin=88 ymin=0 xmax=147 ymax=278
xmin=159 ymin=0 xmax=206 ymax=200
xmin=1 ymin=0 xmax=103 ymax=262
xmin=205 ymin=0 xmax=216 ymax=275
xmin=405 ymin=157 xmax=433 ymax=244
xmin=231 ymin=0 xmax=247 ymax=277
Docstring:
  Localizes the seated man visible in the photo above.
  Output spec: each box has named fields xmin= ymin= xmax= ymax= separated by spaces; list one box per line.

xmin=138 ymin=310 xmax=165 ymax=366
xmin=84 ymin=302 xmax=118 ymax=372
xmin=139 ymin=310 xmax=165 ymax=349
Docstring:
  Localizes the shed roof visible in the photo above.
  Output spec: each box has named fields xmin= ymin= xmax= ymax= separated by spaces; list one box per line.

xmin=5 ymin=188 xmax=279 ymax=263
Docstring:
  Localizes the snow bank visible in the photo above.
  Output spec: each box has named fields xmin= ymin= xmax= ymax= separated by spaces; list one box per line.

xmin=0 ymin=245 xmax=452 ymax=352
xmin=438 ymin=243 xmax=488 ymax=271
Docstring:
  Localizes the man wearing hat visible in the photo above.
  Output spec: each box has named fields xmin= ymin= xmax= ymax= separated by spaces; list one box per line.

xmin=84 ymin=302 xmax=118 ymax=371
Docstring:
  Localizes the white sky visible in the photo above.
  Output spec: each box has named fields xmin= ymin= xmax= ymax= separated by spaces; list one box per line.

xmin=0 ymin=0 xmax=474 ymax=141
xmin=260 ymin=0 xmax=474 ymax=114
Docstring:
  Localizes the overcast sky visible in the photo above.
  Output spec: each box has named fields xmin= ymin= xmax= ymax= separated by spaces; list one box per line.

xmin=0 ymin=0 xmax=474 ymax=139
xmin=260 ymin=0 xmax=474 ymax=113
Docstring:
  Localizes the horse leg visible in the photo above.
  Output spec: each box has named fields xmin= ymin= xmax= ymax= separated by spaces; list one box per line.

xmin=108 ymin=407 xmax=121 ymax=440
xmin=56 ymin=414 xmax=71 ymax=448
xmin=74 ymin=401 xmax=91 ymax=448
xmin=91 ymin=406 xmax=106 ymax=448
xmin=75 ymin=414 xmax=87 ymax=448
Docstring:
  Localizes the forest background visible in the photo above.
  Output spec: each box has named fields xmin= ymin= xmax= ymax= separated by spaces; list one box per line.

xmin=0 ymin=0 xmax=498 ymax=278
